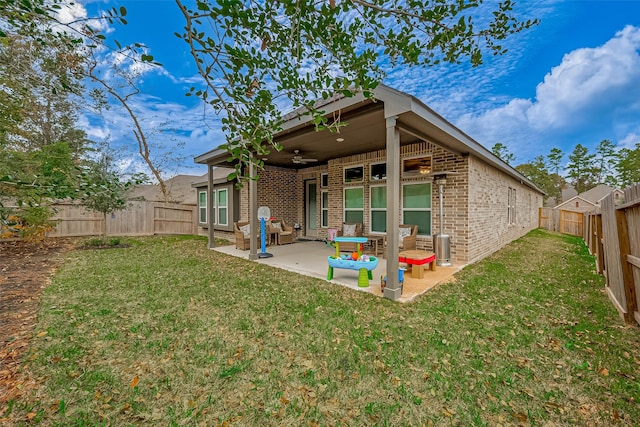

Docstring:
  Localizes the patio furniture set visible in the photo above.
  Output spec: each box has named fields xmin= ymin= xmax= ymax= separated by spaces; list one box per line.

xmin=234 ymin=219 xmax=294 ymax=250
xmin=235 ymin=219 xmax=437 ymax=289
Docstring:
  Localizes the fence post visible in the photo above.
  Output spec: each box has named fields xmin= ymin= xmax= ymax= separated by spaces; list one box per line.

xmin=615 ymin=208 xmax=638 ymax=324
xmin=595 ymin=213 xmax=604 ymax=275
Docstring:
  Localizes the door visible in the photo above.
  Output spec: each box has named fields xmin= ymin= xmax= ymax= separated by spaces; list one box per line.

xmin=305 ymin=180 xmax=317 ymax=238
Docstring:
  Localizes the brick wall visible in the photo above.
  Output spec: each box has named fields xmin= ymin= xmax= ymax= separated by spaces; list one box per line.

xmin=229 ymin=143 xmax=542 ymax=266
xmin=467 ymin=156 xmax=543 ymax=264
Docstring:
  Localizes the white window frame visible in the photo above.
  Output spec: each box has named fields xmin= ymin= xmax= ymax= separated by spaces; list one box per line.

xmin=402 ymin=154 xmax=433 ymax=177
xmin=321 ymin=190 xmax=329 ymax=228
xmin=508 ymin=187 xmax=516 ymax=225
xmin=216 ymin=188 xmax=228 ymax=226
xmin=343 ymin=186 xmax=364 ymax=223
xmin=198 ymin=190 xmax=207 ymax=224
xmin=320 ymin=173 xmax=329 ymax=188
xmin=402 ymin=182 xmax=432 ymax=236
xmin=369 ymin=184 xmax=386 ymax=234
xmin=370 ymin=162 xmax=387 ymax=181
xmin=343 ymin=165 xmax=365 ymax=184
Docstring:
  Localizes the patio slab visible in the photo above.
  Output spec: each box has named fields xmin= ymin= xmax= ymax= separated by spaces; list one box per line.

xmin=212 ymin=239 xmax=462 ymax=302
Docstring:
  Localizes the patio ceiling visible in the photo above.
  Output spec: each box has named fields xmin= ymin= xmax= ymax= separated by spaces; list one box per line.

xmin=260 ymin=102 xmax=423 ymax=170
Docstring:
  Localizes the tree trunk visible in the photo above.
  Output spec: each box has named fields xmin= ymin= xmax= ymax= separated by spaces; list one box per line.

xmin=103 ymin=212 xmax=108 ymax=244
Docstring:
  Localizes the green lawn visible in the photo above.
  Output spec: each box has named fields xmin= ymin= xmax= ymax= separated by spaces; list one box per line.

xmin=5 ymin=230 xmax=640 ymax=426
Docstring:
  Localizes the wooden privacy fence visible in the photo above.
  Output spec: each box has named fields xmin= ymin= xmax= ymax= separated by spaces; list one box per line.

xmin=47 ymin=201 xmax=197 ymax=238
xmin=539 ymin=207 xmax=584 ymax=236
xmin=584 ymin=184 xmax=640 ymax=326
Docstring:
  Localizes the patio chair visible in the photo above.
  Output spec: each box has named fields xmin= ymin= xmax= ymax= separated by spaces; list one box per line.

xmin=336 ymin=222 xmax=363 ymax=252
xmin=268 ymin=219 xmax=294 ymax=245
xmin=383 ymin=224 xmax=418 ymax=252
xmin=234 ymin=221 xmax=258 ymax=250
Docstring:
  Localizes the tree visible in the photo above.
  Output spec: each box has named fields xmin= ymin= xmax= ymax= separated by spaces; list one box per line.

xmin=0 ymin=142 xmax=79 ymax=239
xmin=78 ymin=152 xmax=145 ymax=244
xmin=176 ymin=0 xmax=538 ymax=181
xmin=85 ymin=57 xmax=173 ymax=201
xmin=546 ymin=147 xmax=564 ymax=175
xmin=491 ymin=142 xmax=516 ymax=165
xmin=2 ymin=0 xmax=539 ymax=184
xmin=566 ymin=144 xmax=597 ymax=194
xmin=594 ymin=139 xmax=618 ymax=186
xmin=616 ymin=143 xmax=640 ymax=188
xmin=515 ymin=155 xmax=565 ymax=205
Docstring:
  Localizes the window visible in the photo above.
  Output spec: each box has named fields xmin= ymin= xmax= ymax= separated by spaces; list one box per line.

xmin=321 ymin=173 xmax=329 ymax=188
xmin=344 ymin=165 xmax=364 ymax=183
xmin=370 ymin=162 xmax=386 ymax=181
xmin=402 ymin=183 xmax=432 ymax=235
xmin=217 ymin=189 xmax=228 ymax=226
xmin=344 ymin=187 xmax=364 ymax=223
xmin=508 ymin=187 xmax=516 ymax=225
xmin=198 ymin=191 xmax=207 ymax=224
xmin=321 ymin=190 xmax=329 ymax=227
xmin=403 ymin=155 xmax=432 ymax=177
xmin=370 ymin=186 xmax=386 ymax=233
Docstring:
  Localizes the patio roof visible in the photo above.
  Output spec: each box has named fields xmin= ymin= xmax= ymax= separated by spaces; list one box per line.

xmin=194 ymin=84 xmax=543 ymax=195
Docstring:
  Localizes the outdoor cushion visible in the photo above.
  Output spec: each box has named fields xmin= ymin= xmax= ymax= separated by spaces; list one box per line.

xmin=272 ymin=222 xmax=282 ymax=231
xmin=398 ymin=227 xmax=411 ymax=241
xmin=343 ymin=223 xmax=356 ymax=236
xmin=239 ymin=224 xmax=251 ymax=237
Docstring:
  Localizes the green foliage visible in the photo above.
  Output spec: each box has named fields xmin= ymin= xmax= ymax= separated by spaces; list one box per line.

xmin=594 ymin=139 xmax=618 ymax=186
xmin=77 ymin=153 xmax=146 ymax=243
xmin=566 ymin=143 xmax=598 ymax=194
xmin=491 ymin=142 xmax=515 ymax=165
xmin=176 ymin=0 xmax=538 ymax=182
xmin=616 ymin=142 xmax=640 ymax=188
xmin=0 ymin=142 xmax=79 ymax=239
xmin=516 ymin=152 xmax=566 ymax=205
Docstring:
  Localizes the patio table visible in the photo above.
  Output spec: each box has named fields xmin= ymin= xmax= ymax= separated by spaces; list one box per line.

xmin=398 ymin=250 xmax=436 ymax=279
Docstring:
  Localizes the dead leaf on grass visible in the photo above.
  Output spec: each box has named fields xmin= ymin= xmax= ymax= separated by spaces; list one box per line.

xmin=598 ymin=367 xmax=609 ymax=376
xmin=130 ymin=375 xmax=140 ymax=387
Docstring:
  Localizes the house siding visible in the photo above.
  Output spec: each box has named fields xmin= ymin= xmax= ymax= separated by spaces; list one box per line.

xmin=467 ymin=156 xmax=543 ymax=265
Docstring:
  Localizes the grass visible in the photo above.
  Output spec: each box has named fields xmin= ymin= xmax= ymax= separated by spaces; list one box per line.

xmin=3 ymin=229 xmax=640 ymax=426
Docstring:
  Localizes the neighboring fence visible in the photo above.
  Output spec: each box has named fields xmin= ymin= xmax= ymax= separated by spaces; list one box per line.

xmin=47 ymin=201 xmax=197 ymax=238
xmin=539 ymin=207 xmax=584 ymax=236
xmin=584 ymin=184 xmax=640 ymax=326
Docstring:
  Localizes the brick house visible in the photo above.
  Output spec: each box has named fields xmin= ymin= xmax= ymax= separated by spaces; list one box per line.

xmin=194 ymin=85 xmax=544 ymax=300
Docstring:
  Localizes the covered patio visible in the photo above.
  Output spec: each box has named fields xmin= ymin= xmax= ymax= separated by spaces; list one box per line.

xmin=212 ymin=239 xmax=460 ymax=303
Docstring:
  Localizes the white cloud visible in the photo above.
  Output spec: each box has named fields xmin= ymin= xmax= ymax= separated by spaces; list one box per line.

xmin=619 ymin=133 xmax=640 ymax=150
xmin=527 ymin=25 xmax=640 ymax=129
xmin=454 ymin=25 xmax=640 ymax=161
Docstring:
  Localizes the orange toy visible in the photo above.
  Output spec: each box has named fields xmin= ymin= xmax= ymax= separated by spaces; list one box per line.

xmin=351 ymin=251 xmax=359 ymax=260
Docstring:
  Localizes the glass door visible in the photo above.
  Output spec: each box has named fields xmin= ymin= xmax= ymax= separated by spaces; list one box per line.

xmin=305 ymin=180 xmax=317 ymax=238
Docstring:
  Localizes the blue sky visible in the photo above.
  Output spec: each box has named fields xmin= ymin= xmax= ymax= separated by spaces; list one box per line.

xmin=73 ymin=0 xmax=640 ymax=178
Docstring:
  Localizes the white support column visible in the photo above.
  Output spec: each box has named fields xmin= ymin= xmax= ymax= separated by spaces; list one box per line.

xmin=249 ymin=156 xmax=258 ymax=260
xmin=207 ymin=163 xmax=215 ymax=249
xmin=384 ymin=116 xmax=401 ymax=301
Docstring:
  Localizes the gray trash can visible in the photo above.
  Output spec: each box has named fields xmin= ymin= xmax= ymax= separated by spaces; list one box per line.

xmin=434 ymin=234 xmax=451 ymax=266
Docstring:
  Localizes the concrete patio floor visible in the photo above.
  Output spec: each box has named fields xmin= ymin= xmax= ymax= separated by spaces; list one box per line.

xmin=212 ymin=239 xmax=462 ymax=303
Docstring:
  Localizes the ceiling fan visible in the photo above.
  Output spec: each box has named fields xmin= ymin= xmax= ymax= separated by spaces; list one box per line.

xmin=291 ymin=149 xmax=318 ymax=165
